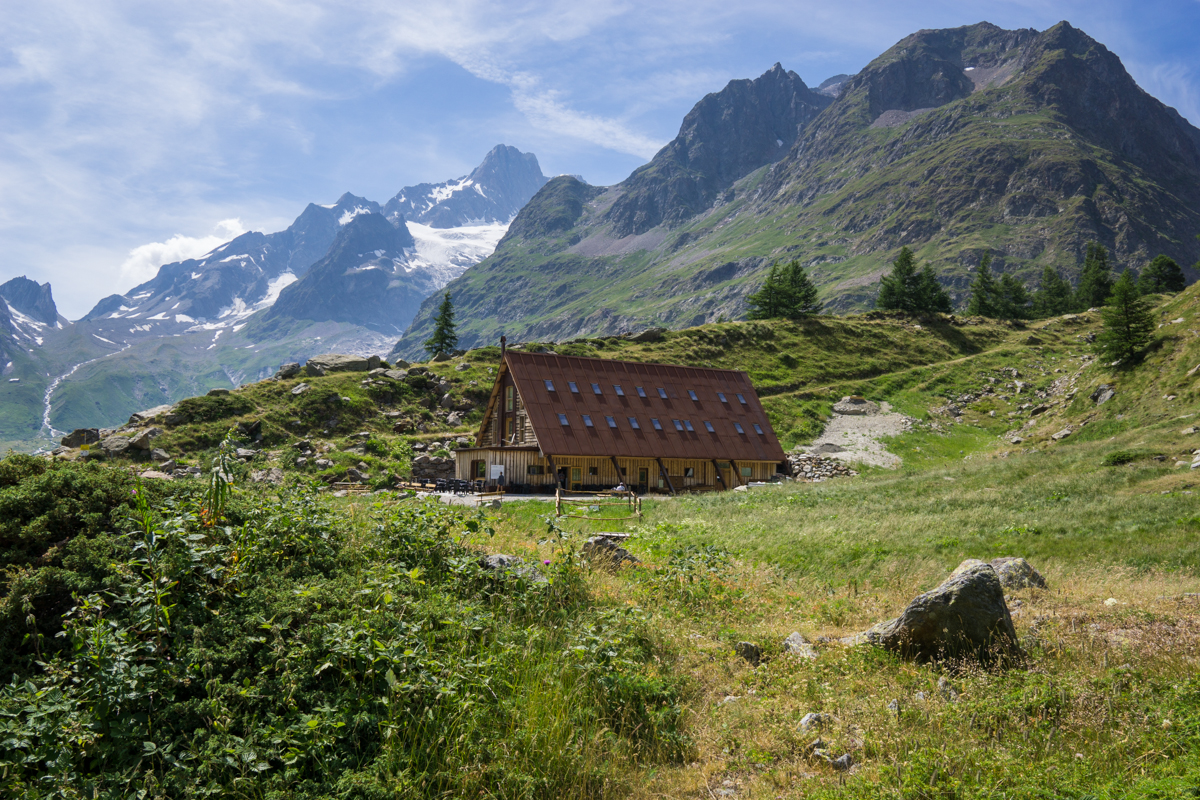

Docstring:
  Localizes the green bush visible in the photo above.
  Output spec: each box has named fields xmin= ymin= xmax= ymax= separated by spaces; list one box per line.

xmin=1101 ymin=449 xmax=1159 ymax=466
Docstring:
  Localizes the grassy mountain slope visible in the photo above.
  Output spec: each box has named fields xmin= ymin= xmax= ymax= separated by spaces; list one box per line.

xmin=396 ymin=22 xmax=1200 ymax=357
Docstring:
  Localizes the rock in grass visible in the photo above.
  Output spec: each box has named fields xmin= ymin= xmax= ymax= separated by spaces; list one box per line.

xmin=479 ymin=554 xmax=547 ymax=584
xmin=799 ymin=712 xmax=829 ymax=731
xmin=129 ymin=427 xmax=163 ymax=450
xmin=251 ymin=468 xmax=285 ymax=485
xmin=275 ymin=362 xmax=302 ymax=379
xmin=952 ymin=557 xmax=1047 ymax=590
xmin=783 ymin=631 xmax=819 ymax=659
xmin=61 ymin=428 xmax=100 ymax=448
xmin=832 ymin=396 xmax=879 ymax=415
xmin=291 ymin=382 xmax=310 ymax=395
xmin=735 ymin=641 xmax=762 ymax=666
xmin=831 ymin=753 xmax=854 ymax=771
xmin=582 ymin=536 xmax=639 ymax=570
xmin=854 ymin=564 xmax=1021 ymax=666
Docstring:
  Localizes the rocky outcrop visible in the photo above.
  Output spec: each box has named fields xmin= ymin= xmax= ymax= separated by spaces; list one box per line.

xmin=304 ymin=353 xmax=380 ymax=375
xmin=787 ymin=454 xmax=859 ymax=481
xmin=411 ymin=454 xmax=455 ymax=482
xmin=61 ymin=428 xmax=100 ymax=448
xmin=854 ymin=563 xmax=1021 ymax=665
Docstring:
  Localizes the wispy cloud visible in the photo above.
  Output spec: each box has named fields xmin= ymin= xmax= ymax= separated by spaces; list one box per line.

xmin=117 ymin=219 xmax=248 ymax=290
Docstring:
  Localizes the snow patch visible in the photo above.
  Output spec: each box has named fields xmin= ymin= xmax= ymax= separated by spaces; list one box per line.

xmin=175 ymin=314 xmax=195 ymax=324
xmin=219 ymin=253 xmax=250 ymax=262
xmin=146 ymin=312 xmax=169 ymax=320
xmin=339 ymin=206 xmax=371 ymax=225
xmin=92 ymin=334 xmax=116 ymax=344
xmin=403 ymin=221 xmax=508 ymax=287
xmin=191 ymin=272 xmax=202 ymax=280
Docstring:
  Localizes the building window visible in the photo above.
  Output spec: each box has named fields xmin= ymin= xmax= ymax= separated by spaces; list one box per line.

xmin=583 ymin=415 xmax=593 ymax=427
xmin=628 ymin=417 xmax=640 ymax=429
xmin=527 ymin=464 xmax=545 ymax=475
xmin=545 ymin=380 xmax=555 ymax=392
xmin=741 ymin=466 xmax=753 ymax=478
xmin=614 ymin=385 xmax=625 ymax=396
xmin=636 ymin=386 xmax=647 ymax=397
xmin=658 ymin=387 xmax=668 ymax=398
xmin=606 ymin=416 xmax=617 ymax=428
xmin=684 ymin=467 xmax=695 ymax=478
xmin=673 ymin=419 xmax=684 ymax=431
xmin=472 ymin=460 xmax=486 ymax=478
xmin=569 ymin=381 xmax=579 ymax=393
xmin=684 ymin=420 xmax=694 ymax=432
xmin=592 ymin=383 xmax=602 ymax=394
xmin=734 ymin=422 xmax=745 ymax=434
xmin=718 ymin=392 xmax=727 ymax=403
xmin=704 ymin=421 xmax=715 ymax=432
xmin=688 ymin=390 xmax=698 ymax=401
xmin=736 ymin=393 xmax=747 ymax=405
xmin=505 ymin=418 xmax=514 ymax=438
xmin=651 ymin=418 xmax=662 ymax=430
xmin=505 ymin=385 xmax=514 ymax=411
xmin=558 ymin=413 xmax=569 ymax=425
xmin=589 ymin=466 xmax=598 ymax=476
xmin=754 ymin=424 xmax=764 ymax=434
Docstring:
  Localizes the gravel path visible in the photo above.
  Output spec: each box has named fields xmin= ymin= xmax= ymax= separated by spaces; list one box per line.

xmin=805 ymin=401 xmax=912 ymax=468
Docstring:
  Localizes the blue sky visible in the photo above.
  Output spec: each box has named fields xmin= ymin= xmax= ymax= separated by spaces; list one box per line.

xmin=2 ymin=1 xmax=1199 ymax=318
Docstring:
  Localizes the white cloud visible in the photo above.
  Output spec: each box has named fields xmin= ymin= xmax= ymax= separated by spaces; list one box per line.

xmin=117 ymin=219 xmax=247 ymax=290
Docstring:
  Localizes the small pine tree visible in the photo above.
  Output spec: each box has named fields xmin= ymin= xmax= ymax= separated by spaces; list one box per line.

xmin=746 ymin=262 xmax=786 ymax=319
xmin=878 ymin=248 xmax=952 ymax=315
xmin=966 ymin=253 xmax=999 ymax=317
xmin=996 ymin=274 xmax=1031 ymax=320
xmin=1075 ymin=243 xmax=1114 ymax=310
xmin=1094 ymin=271 xmax=1155 ymax=363
xmin=1032 ymin=265 xmax=1074 ymax=317
xmin=423 ymin=291 xmax=458 ymax=358
xmin=780 ymin=259 xmax=822 ymax=318
xmin=916 ymin=266 xmax=953 ymax=313
xmin=1138 ymin=254 xmax=1186 ymax=294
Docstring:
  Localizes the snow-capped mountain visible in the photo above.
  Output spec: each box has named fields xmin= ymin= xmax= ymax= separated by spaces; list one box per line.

xmin=383 ymin=144 xmax=547 ymax=228
xmin=0 ymin=277 xmax=64 ymax=346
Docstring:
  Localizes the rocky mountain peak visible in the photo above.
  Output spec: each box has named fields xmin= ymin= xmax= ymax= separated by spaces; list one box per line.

xmin=383 ymin=145 xmax=548 ymax=229
xmin=0 ymin=276 xmax=59 ymax=326
xmin=326 ymin=211 xmax=415 ymax=258
xmin=603 ymin=63 xmax=833 ymax=237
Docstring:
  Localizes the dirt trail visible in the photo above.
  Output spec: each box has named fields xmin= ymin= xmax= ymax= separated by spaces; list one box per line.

xmin=805 ymin=401 xmax=913 ymax=468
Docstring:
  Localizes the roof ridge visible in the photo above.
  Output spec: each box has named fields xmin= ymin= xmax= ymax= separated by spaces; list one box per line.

xmin=505 ymin=349 xmax=751 ymax=376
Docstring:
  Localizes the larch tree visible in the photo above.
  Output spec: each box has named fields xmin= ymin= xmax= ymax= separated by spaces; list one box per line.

xmin=1094 ymin=270 xmax=1155 ymax=363
xmin=423 ymin=291 xmax=459 ymax=358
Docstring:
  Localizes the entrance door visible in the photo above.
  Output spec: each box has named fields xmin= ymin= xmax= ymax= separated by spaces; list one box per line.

xmin=637 ymin=467 xmax=648 ymax=494
xmin=571 ymin=467 xmax=582 ymax=491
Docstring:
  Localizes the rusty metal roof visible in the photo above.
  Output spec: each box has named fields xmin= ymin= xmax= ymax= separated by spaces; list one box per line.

xmin=500 ymin=351 xmax=787 ymax=462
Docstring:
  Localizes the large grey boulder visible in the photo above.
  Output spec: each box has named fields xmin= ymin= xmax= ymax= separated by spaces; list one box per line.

xmin=100 ymin=435 xmax=133 ymax=457
xmin=856 ymin=564 xmax=1020 ymax=665
xmin=832 ymin=396 xmax=879 ymax=415
xmin=582 ymin=536 xmax=639 ymax=570
xmin=306 ymin=353 xmax=370 ymax=375
xmin=128 ymin=405 xmax=173 ymax=425
xmin=61 ymin=428 xmax=100 ymax=448
xmin=276 ymin=362 xmax=302 ymax=379
xmin=129 ymin=427 xmax=164 ymax=450
xmin=952 ymin=557 xmax=1048 ymax=590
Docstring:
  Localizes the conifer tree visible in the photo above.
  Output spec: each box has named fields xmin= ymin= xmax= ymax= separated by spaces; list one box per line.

xmin=780 ymin=259 xmax=822 ymax=318
xmin=423 ymin=291 xmax=458 ymax=358
xmin=1094 ymin=270 xmax=1155 ymax=363
xmin=1137 ymin=254 xmax=1186 ymax=294
xmin=1075 ymin=243 xmax=1114 ymax=310
xmin=878 ymin=247 xmax=952 ymax=315
xmin=746 ymin=262 xmax=785 ymax=319
xmin=747 ymin=260 xmax=821 ymax=319
xmin=966 ymin=253 xmax=999 ymax=317
xmin=1032 ymin=265 xmax=1073 ymax=317
xmin=996 ymin=274 xmax=1031 ymax=320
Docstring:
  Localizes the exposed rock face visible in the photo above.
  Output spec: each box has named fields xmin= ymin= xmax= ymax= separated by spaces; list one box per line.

xmin=0 ymin=276 xmax=60 ymax=325
xmin=129 ymin=427 xmax=163 ymax=450
xmin=306 ymin=354 xmax=371 ymax=374
xmin=411 ymin=454 xmax=454 ymax=482
xmin=858 ymin=563 xmax=1021 ymax=665
xmin=606 ymin=63 xmax=833 ymax=237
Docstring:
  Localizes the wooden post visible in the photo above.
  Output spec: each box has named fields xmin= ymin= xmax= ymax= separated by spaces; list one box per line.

xmin=728 ymin=459 xmax=742 ymax=487
xmin=610 ymin=456 xmax=624 ymax=486
xmin=555 ymin=486 xmax=562 ymax=517
xmin=711 ymin=459 xmax=727 ymax=491
xmin=656 ymin=457 xmax=676 ymax=496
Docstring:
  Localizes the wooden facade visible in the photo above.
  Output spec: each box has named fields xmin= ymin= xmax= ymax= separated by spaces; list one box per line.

xmin=457 ymin=346 xmax=787 ymax=493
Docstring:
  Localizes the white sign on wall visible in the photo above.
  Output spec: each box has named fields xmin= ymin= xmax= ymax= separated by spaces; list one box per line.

xmin=490 ymin=465 xmax=505 ymax=479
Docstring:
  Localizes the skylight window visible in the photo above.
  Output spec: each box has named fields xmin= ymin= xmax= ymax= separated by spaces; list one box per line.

xmin=688 ymin=390 xmax=698 ymax=401
xmin=704 ymin=421 xmax=715 ymax=433
xmin=651 ymin=418 xmax=662 ymax=430
xmin=673 ymin=419 xmax=684 ymax=431
xmin=614 ymin=385 xmax=624 ymax=396
xmin=718 ymin=392 xmax=727 ymax=403
xmin=628 ymin=417 xmax=640 ymax=429
xmin=592 ymin=383 xmax=602 ymax=395
xmin=658 ymin=388 xmax=668 ymax=398
xmin=583 ymin=415 xmax=593 ymax=427
xmin=545 ymin=380 xmax=555 ymax=392
xmin=736 ymin=394 xmax=747 ymax=405
xmin=754 ymin=424 xmax=764 ymax=434
xmin=558 ymin=413 xmax=569 ymax=425
xmin=636 ymin=386 xmax=647 ymax=397
xmin=734 ymin=422 xmax=745 ymax=434
xmin=569 ymin=381 xmax=579 ymax=393
xmin=684 ymin=420 xmax=694 ymax=432
xmin=606 ymin=416 xmax=617 ymax=428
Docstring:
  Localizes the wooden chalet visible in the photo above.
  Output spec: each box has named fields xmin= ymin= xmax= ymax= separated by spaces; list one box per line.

xmin=455 ymin=344 xmax=787 ymax=493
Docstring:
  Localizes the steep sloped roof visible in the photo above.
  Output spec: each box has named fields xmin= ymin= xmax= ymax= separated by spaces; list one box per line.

xmin=500 ymin=351 xmax=787 ymax=462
